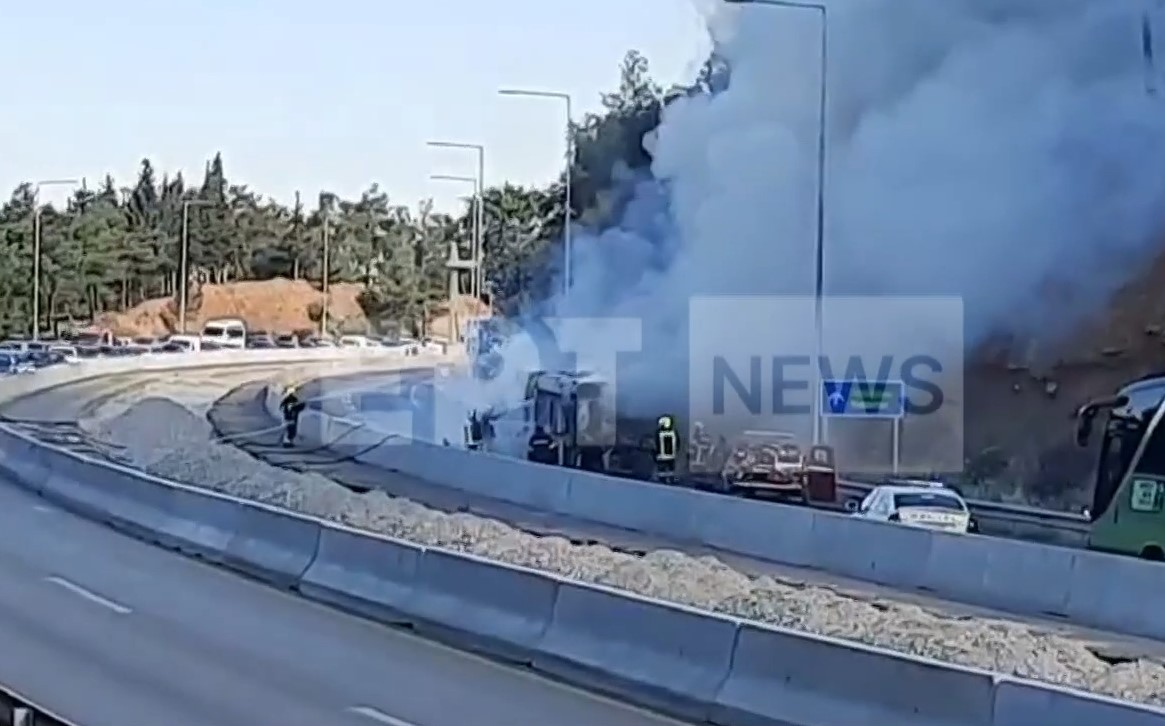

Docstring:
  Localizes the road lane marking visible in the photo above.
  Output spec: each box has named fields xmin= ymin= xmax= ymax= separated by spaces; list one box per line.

xmin=345 ymin=706 xmax=418 ymax=726
xmin=45 ymin=576 xmax=132 ymax=614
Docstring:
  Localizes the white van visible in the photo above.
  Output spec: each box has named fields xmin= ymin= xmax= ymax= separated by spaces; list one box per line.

xmin=338 ymin=334 xmax=375 ymax=348
xmin=200 ymin=318 xmax=247 ymax=349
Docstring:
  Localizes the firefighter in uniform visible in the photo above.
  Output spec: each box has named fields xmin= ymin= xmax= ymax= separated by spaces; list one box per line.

xmin=527 ymin=424 xmax=558 ymax=464
xmin=653 ymin=415 xmax=679 ymax=483
xmin=279 ymin=384 xmax=306 ymax=447
xmin=465 ymin=410 xmax=484 ymax=451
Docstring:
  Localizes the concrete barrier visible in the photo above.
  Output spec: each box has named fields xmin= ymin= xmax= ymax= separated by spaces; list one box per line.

xmin=1065 ymin=550 xmax=1165 ymax=639
xmin=0 ymin=358 xmax=1157 ymax=725
xmin=695 ymin=493 xmax=818 ymax=567
xmin=921 ymin=534 xmax=1076 ymax=619
xmin=288 ymin=396 xmax=1165 ymax=644
xmin=536 ymin=581 xmax=737 ymax=719
xmin=36 ymin=443 xmax=190 ymax=543
xmin=559 ymin=470 xmax=705 ymax=541
xmin=222 ymin=504 xmax=322 ymax=588
xmin=297 ymin=525 xmax=421 ymax=625
xmin=31 ymin=436 xmax=316 ymax=588
xmin=992 ymin=679 xmax=1165 ymax=726
xmin=0 ymin=436 xmax=49 ymax=491
xmin=716 ymin=621 xmax=998 ymax=726
xmin=410 ymin=549 xmax=557 ymax=659
xmin=808 ymin=510 xmax=936 ymax=588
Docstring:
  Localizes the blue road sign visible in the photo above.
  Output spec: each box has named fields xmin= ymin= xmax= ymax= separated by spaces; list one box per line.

xmin=822 ymin=379 xmax=905 ymax=419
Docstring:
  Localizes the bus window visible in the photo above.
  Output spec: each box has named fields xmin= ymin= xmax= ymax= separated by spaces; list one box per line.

xmin=1133 ymin=413 xmax=1165 ymax=477
xmin=1093 ymin=420 xmax=1136 ymax=521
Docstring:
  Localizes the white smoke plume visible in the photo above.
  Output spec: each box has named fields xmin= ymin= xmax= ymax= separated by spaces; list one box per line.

xmin=464 ymin=0 xmax=1165 ymax=424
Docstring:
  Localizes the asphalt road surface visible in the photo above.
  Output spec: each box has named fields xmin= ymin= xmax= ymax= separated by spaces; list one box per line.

xmin=0 ymin=371 xmax=690 ymax=726
xmin=0 ymin=481 xmax=690 ymax=726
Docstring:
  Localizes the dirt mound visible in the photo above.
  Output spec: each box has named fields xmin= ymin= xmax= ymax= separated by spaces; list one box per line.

xmin=97 ymin=278 xmax=368 ymax=337
xmin=91 ymin=397 xmax=210 ymax=466
xmin=97 ymin=277 xmax=488 ymax=339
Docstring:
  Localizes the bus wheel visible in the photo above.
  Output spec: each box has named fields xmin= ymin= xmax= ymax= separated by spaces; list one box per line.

xmin=1140 ymin=545 xmax=1164 ymax=561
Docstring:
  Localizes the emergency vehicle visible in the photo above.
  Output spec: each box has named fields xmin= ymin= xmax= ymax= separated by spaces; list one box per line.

xmin=853 ymin=481 xmax=974 ymax=534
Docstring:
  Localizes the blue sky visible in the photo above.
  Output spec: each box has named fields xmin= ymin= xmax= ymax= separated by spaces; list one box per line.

xmin=1 ymin=0 xmax=709 ymax=214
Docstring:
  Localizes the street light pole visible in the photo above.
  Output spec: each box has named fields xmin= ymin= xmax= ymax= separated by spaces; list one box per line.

xmin=725 ymin=0 xmax=828 ymax=444
xmin=180 ymin=199 xmax=213 ymax=334
xmin=431 ymin=174 xmax=480 ymax=306
xmin=31 ymin=179 xmax=80 ymax=340
xmin=321 ymin=207 xmax=331 ymax=337
xmin=426 ymin=141 xmax=485 ymax=301
xmin=498 ymin=89 xmax=574 ymax=293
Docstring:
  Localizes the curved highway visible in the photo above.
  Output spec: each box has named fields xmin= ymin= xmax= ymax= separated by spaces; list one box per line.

xmin=216 ymin=368 xmax=1165 ymax=663
xmin=0 ymin=368 xmax=690 ymax=726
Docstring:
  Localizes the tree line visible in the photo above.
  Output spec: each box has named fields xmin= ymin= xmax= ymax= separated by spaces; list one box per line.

xmin=0 ymin=51 xmax=715 ymax=338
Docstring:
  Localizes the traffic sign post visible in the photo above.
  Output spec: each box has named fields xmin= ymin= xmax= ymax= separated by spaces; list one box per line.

xmin=821 ymin=379 xmax=906 ymax=473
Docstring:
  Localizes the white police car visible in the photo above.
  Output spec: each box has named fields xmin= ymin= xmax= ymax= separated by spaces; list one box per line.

xmin=853 ymin=481 xmax=975 ymax=534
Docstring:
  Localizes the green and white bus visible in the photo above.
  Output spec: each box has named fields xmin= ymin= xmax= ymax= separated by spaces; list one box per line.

xmin=1076 ymin=374 xmax=1165 ymax=560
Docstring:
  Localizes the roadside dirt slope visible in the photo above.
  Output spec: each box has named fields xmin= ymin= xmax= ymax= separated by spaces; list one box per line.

xmin=962 ymin=249 xmax=1165 ymax=507
xmin=96 ymin=278 xmax=487 ymax=339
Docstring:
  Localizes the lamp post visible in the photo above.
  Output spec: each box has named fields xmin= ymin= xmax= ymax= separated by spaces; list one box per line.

xmin=431 ymin=174 xmax=480 ymax=311
xmin=321 ymin=204 xmax=331 ymax=337
xmin=426 ymin=141 xmax=485 ymax=300
xmin=497 ymin=88 xmax=574 ymax=293
xmin=179 ymin=199 xmax=213 ymax=333
xmin=725 ymin=0 xmax=828 ymax=444
xmin=31 ymin=179 xmax=80 ymax=340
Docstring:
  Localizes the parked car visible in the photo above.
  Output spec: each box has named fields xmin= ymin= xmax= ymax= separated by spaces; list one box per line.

xmin=246 ymin=331 xmax=275 ymax=349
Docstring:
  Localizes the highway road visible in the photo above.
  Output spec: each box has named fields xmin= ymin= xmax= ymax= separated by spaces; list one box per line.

xmin=0 ymin=374 xmax=690 ymax=726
